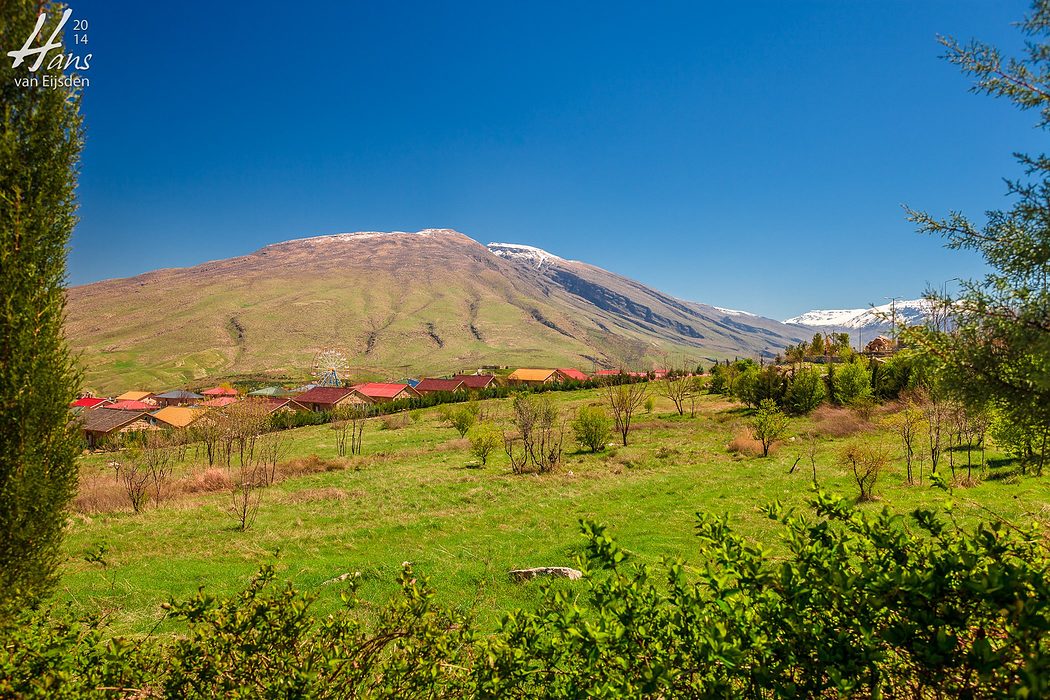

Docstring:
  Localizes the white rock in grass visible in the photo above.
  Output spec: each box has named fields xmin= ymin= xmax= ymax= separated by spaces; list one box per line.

xmin=509 ymin=567 xmax=583 ymax=582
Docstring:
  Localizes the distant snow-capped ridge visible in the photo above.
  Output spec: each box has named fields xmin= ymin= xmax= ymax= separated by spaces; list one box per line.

xmin=268 ymin=229 xmax=457 ymax=247
xmin=487 ymin=242 xmax=566 ymax=268
xmin=784 ymin=299 xmax=933 ymax=330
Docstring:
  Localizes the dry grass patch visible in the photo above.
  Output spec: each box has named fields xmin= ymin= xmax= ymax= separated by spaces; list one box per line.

xmin=811 ymin=406 xmax=872 ymax=438
xmin=727 ymin=429 xmax=770 ymax=458
xmin=281 ymin=487 xmax=354 ymax=504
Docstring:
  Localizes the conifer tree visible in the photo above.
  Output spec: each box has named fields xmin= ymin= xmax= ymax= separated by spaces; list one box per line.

xmin=0 ymin=1 xmax=85 ymax=614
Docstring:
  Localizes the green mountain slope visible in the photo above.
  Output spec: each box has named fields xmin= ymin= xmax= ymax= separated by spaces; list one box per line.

xmin=66 ymin=229 xmax=806 ymax=393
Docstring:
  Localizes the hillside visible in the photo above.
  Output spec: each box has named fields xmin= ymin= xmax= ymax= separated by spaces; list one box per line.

xmin=66 ymin=229 xmax=807 ymax=393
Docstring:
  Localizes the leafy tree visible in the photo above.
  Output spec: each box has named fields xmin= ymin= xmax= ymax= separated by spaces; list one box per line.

xmin=447 ymin=401 xmax=480 ymax=437
xmin=749 ymin=399 xmax=788 ymax=457
xmin=571 ymin=405 xmax=612 ymax=453
xmin=833 ymin=359 xmax=873 ymax=406
xmin=467 ymin=422 xmax=502 ymax=466
xmin=733 ymin=366 xmax=760 ymax=408
xmin=0 ymin=2 xmax=85 ymax=615
xmin=784 ymin=366 xmax=826 ymax=415
xmin=906 ymin=1 xmax=1050 ymax=472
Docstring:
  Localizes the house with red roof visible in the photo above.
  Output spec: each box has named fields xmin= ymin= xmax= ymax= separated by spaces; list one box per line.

xmin=414 ymin=378 xmax=465 ymax=395
xmin=262 ymin=397 xmax=310 ymax=414
xmin=294 ymin=386 xmax=367 ymax=412
xmin=350 ymin=382 xmax=421 ymax=403
xmin=452 ymin=374 xmax=497 ymax=390
xmin=201 ymin=386 xmax=238 ymax=397
xmin=70 ymin=397 xmax=111 ymax=409
xmin=555 ymin=368 xmax=590 ymax=382
xmin=200 ymin=396 xmax=240 ymax=408
xmin=104 ymin=400 xmax=155 ymax=411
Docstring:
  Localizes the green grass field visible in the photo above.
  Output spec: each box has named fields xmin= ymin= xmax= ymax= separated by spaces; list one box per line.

xmin=60 ymin=385 xmax=1047 ymax=636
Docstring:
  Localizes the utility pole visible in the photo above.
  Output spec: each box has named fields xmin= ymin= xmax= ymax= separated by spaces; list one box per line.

xmin=885 ymin=296 xmax=900 ymax=343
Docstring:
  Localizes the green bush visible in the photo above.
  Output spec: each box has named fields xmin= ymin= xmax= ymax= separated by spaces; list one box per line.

xmin=748 ymin=399 xmax=789 ymax=457
xmin=784 ymin=366 xmax=826 ymax=415
xmin=834 ymin=359 xmax=874 ymax=406
xmin=467 ymin=422 xmax=502 ymax=465
xmin=571 ymin=405 xmax=612 ymax=453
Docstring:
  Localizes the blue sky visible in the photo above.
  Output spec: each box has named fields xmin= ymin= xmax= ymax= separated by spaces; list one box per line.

xmin=68 ymin=1 xmax=1038 ymax=319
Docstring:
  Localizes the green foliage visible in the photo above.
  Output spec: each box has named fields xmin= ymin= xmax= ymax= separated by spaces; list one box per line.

xmin=571 ymin=405 xmax=612 ymax=453
xmin=0 ymin=2 xmax=85 ymax=615
xmin=467 ymin=421 xmax=502 ymax=465
xmin=833 ymin=359 xmax=874 ymax=406
xmin=748 ymin=399 xmax=789 ymax=457
xmin=478 ymin=494 xmax=1050 ymax=697
xmin=5 ymin=496 xmax=1050 ymax=697
xmin=784 ymin=366 xmax=826 ymax=414
xmin=447 ymin=401 xmax=481 ymax=437
xmin=906 ymin=1 xmax=1050 ymax=471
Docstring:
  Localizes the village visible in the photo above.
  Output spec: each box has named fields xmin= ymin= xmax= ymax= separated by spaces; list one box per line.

xmin=72 ymin=365 xmax=677 ymax=449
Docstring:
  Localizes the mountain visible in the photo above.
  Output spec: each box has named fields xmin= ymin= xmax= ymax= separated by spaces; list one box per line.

xmin=784 ymin=299 xmax=933 ymax=339
xmin=66 ymin=229 xmax=808 ymax=393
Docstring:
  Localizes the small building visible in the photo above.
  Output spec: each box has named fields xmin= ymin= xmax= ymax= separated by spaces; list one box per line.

xmin=555 ymin=368 xmax=590 ymax=382
xmin=150 ymin=406 xmax=206 ymax=429
xmin=507 ymin=369 xmax=557 ymax=385
xmin=294 ymin=386 xmax=368 ymax=412
xmin=865 ymin=336 xmax=897 ymax=354
xmin=114 ymin=390 xmax=156 ymax=404
xmin=79 ymin=410 xmax=153 ymax=449
xmin=105 ymin=400 xmax=156 ymax=411
xmin=70 ymin=397 xmax=111 ymax=410
xmin=153 ymin=389 xmax=204 ymax=407
xmin=414 ymin=378 xmax=465 ymax=395
xmin=350 ymin=382 xmax=422 ymax=403
xmin=201 ymin=386 xmax=238 ymax=397
xmin=452 ymin=374 xmax=497 ymax=390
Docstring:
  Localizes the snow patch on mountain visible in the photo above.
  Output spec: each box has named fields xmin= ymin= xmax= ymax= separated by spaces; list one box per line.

xmin=269 ymin=229 xmax=452 ymax=247
xmin=784 ymin=299 xmax=933 ymax=330
xmin=711 ymin=306 xmax=758 ymax=318
xmin=487 ymin=242 xmax=565 ymax=269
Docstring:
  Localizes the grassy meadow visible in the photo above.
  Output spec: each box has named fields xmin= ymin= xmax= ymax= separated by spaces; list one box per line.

xmin=60 ymin=384 xmax=1047 ymax=636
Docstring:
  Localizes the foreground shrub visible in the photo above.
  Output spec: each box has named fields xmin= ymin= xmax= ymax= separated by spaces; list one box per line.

xmin=571 ymin=405 xmax=612 ymax=453
xmin=479 ymin=493 xmax=1050 ymax=698
xmin=467 ymin=422 xmax=502 ymax=465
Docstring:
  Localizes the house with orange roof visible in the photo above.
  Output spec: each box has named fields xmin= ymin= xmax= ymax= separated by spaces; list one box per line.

xmin=506 ymin=368 xmax=557 ymax=385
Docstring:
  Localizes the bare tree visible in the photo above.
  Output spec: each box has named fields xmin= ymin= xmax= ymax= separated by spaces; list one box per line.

xmin=885 ymin=400 xmax=924 ymax=485
xmin=228 ymin=461 xmax=262 ymax=531
xmin=506 ymin=394 xmax=562 ymax=473
xmin=257 ymin=430 xmax=288 ymax=486
xmin=841 ymin=442 xmax=887 ymax=502
xmin=604 ymin=379 xmax=649 ymax=447
xmin=662 ymin=373 xmax=699 ymax=416
xmin=141 ymin=431 xmax=174 ymax=507
xmin=333 ymin=404 xmax=371 ymax=458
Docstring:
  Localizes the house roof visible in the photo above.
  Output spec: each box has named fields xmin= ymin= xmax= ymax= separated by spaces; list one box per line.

xmin=415 ymin=378 xmax=465 ymax=393
xmin=295 ymin=386 xmax=355 ymax=405
xmin=79 ymin=409 xmax=149 ymax=433
xmin=115 ymin=390 xmax=153 ymax=401
xmin=200 ymin=396 xmax=239 ymax=408
xmin=351 ymin=382 xmax=417 ymax=399
xmin=105 ymin=400 xmax=155 ymax=411
xmin=154 ymin=389 xmax=204 ymax=400
xmin=263 ymin=397 xmax=309 ymax=412
xmin=151 ymin=406 xmax=205 ymax=428
xmin=594 ymin=369 xmax=624 ymax=376
xmin=557 ymin=368 xmax=590 ymax=382
xmin=201 ymin=387 xmax=238 ymax=396
xmin=71 ymin=397 xmax=108 ymax=409
xmin=247 ymin=386 xmax=288 ymax=397
xmin=508 ymin=368 xmax=557 ymax=382
xmin=453 ymin=374 xmax=496 ymax=389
